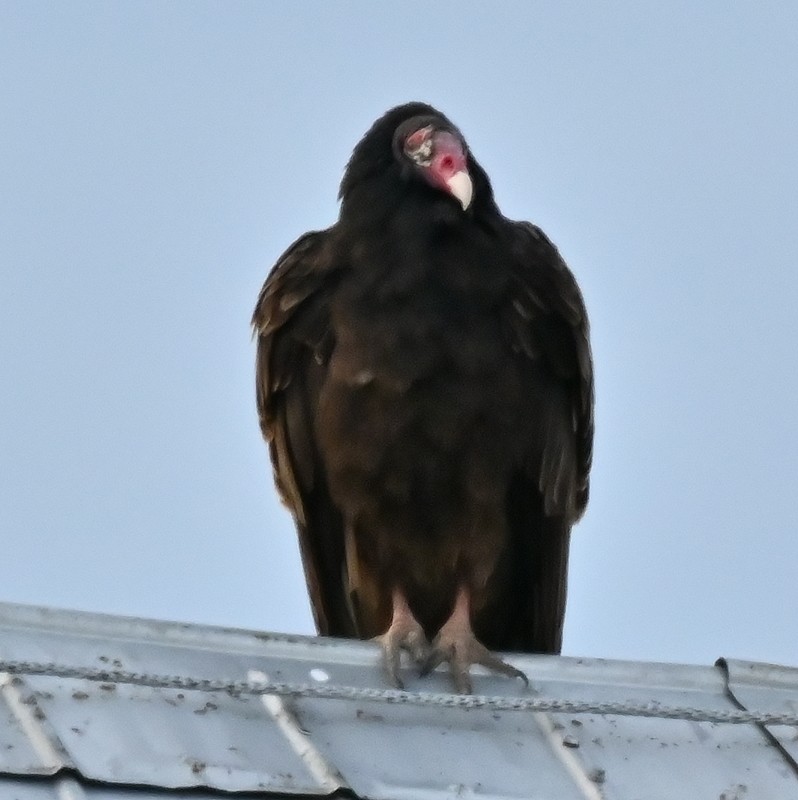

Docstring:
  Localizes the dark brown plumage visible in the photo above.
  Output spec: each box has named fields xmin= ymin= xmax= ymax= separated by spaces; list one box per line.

xmin=253 ymin=102 xmax=593 ymax=692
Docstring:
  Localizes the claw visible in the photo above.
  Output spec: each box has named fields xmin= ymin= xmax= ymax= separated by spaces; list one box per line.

xmin=419 ymin=587 xmax=529 ymax=694
xmin=421 ymin=627 xmax=528 ymax=693
xmin=419 ymin=646 xmax=447 ymax=677
xmin=375 ymin=589 xmax=430 ymax=689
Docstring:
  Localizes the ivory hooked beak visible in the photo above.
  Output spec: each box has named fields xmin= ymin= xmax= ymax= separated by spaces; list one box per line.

xmin=446 ymin=170 xmax=473 ymax=211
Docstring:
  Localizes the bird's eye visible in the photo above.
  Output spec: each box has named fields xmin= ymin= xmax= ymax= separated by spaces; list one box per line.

xmin=403 ymin=126 xmax=434 ymax=165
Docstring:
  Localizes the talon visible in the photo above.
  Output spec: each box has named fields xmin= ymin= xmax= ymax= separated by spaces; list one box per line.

xmin=419 ymin=645 xmax=448 ymax=677
xmin=452 ymin=664 xmax=473 ymax=695
xmin=478 ymin=650 xmax=529 ymax=687
xmin=420 ymin=587 xmax=529 ymax=693
xmin=374 ymin=632 xmax=405 ymax=689
xmin=375 ymin=589 xmax=429 ymax=689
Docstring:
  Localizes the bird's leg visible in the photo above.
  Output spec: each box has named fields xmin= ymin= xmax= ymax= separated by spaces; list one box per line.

xmin=374 ymin=588 xmax=430 ymax=689
xmin=421 ymin=587 xmax=528 ymax=694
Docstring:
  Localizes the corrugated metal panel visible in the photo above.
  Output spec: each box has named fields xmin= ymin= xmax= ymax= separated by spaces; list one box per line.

xmin=0 ymin=604 xmax=346 ymax=795
xmin=0 ymin=601 xmax=797 ymax=800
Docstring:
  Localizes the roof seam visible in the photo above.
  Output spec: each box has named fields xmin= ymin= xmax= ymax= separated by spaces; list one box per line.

xmin=717 ymin=657 xmax=798 ymax=781
xmin=249 ymin=668 xmax=347 ymax=793
xmin=0 ymin=671 xmax=69 ymax=771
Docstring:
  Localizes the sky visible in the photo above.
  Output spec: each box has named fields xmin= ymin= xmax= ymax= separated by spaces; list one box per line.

xmin=1 ymin=1 xmax=796 ymax=669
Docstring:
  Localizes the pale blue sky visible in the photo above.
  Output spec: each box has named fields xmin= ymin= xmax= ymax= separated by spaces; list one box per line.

xmin=1 ymin=2 xmax=796 ymax=667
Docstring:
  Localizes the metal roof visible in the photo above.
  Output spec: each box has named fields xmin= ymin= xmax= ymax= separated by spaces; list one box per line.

xmin=0 ymin=601 xmax=796 ymax=799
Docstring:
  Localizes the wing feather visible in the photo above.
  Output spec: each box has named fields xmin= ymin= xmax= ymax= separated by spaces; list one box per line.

xmin=496 ymin=221 xmax=594 ymax=653
xmin=252 ymin=230 xmax=357 ymax=637
xmin=506 ymin=221 xmax=594 ymax=519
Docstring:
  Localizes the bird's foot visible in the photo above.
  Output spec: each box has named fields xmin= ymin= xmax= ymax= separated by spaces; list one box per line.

xmin=420 ymin=589 xmax=528 ymax=694
xmin=374 ymin=593 xmax=430 ymax=689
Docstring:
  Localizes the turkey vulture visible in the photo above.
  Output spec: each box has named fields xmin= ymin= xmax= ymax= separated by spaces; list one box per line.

xmin=253 ymin=102 xmax=593 ymax=693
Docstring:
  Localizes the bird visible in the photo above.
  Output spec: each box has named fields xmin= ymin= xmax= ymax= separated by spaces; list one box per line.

xmin=252 ymin=102 xmax=593 ymax=693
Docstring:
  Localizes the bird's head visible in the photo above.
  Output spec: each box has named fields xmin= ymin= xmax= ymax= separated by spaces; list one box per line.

xmin=392 ymin=115 xmax=472 ymax=211
xmin=339 ymin=102 xmax=495 ymax=222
